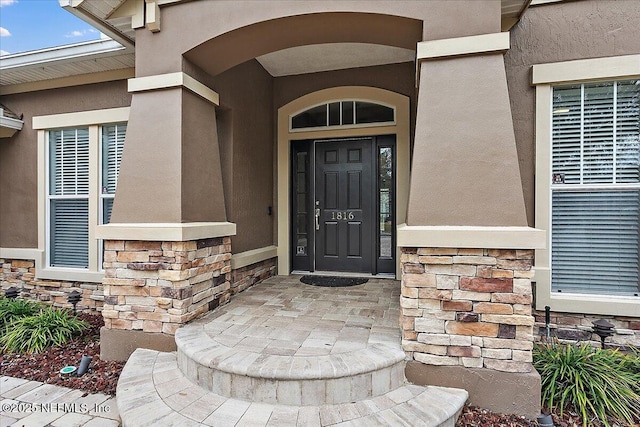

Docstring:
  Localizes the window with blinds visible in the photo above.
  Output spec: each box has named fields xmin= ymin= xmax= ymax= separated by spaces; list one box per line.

xmin=101 ymin=123 xmax=126 ymax=225
xmin=551 ymin=80 xmax=640 ymax=296
xmin=47 ymin=123 xmax=126 ymax=270
xmin=48 ymin=128 xmax=90 ymax=268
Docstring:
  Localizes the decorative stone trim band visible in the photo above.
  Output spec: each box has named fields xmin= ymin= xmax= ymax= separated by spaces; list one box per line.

xmin=96 ymin=222 xmax=236 ymax=242
xmin=0 ymin=247 xmax=104 ymax=283
xmin=416 ymin=32 xmax=510 ymax=61
xmin=397 ymin=224 xmax=545 ymax=250
xmin=1 ymin=257 xmax=105 ymax=312
xmin=532 ymin=54 xmax=640 ymax=85
xmin=230 ymin=245 xmax=278 ymax=270
xmin=128 ymin=72 xmax=220 ymax=105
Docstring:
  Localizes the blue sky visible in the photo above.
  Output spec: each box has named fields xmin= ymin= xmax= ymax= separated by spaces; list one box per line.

xmin=0 ymin=0 xmax=101 ymax=56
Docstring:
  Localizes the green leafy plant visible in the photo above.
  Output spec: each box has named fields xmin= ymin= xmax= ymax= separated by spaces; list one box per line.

xmin=534 ymin=341 xmax=640 ymax=427
xmin=0 ymin=297 xmax=43 ymax=331
xmin=0 ymin=308 xmax=88 ymax=354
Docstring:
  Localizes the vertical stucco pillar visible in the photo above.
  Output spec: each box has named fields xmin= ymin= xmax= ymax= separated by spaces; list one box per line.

xmin=401 ymin=30 xmax=546 ymax=419
xmin=96 ymin=72 xmax=235 ymax=360
xmin=408 ymin=34 xmax=526 ymax=227
xmin=110 ymin=73 xmax=226 ymax=224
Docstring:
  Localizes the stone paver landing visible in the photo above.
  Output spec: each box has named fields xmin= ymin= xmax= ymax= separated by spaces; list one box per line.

xmin=116 ymin=276 xmax=468 ymax=426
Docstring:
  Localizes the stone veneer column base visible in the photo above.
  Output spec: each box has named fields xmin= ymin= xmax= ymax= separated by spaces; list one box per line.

xmin=101 ymin=237 xmax=232 ymax=361
xmin=405 ymin=362 xmax=541 ymax=419
xmin=400 ymin=247 xmax=540 ymax=418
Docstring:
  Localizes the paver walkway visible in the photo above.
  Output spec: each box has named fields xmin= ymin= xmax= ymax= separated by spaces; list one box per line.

xmin=116 ymin=276 xmax=468 ymax=426
xmin=0 ymin=376 xmax=120 ymax=427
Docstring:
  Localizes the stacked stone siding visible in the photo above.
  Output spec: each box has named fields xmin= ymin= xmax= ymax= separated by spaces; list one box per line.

xmin=0 ymin=258 xmax=104 ymax=311
xmin=400 ymin=248 xmax=535 ymax=373
xmin=230 ymin=257 xmax=276 ymax=295
xmin=533 ymin=310 xmax=640 ymax=348
xmin=102 ymin=237 xmax=232 ymax=335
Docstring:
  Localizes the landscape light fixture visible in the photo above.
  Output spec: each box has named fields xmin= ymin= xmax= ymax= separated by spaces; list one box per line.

xmin=4 ymin=287 xmax=19 ymax=299
xmin=592 ymin=319 xmax=615 ymax=349
xmin=67 ymin=290 xmax=82 ymax=314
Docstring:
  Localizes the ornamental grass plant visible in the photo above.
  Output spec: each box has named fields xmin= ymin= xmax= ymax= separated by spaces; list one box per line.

xmin=0 ymin=297 xmax=43 ymax=330
xmin=533 ymin=340 xmax=640 ymax=427
xmin=0 ymin=307 xmax=89 ymax=354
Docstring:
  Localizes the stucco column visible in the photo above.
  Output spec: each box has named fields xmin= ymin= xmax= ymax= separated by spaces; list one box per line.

xmin=408 ymin=35 xmax=527 ymax=227
xmin=96 ymin=73 xmax=234 ymax=360
xmin=110 ymin=73 xmax=226 ymax=224
xmin=400 ymin=32 xmax=546 ymax=419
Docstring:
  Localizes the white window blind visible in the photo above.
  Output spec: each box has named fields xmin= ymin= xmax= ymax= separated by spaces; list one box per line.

xmin=551 ymin=80 xmax=640 ymax=296
xmin=101 ymin=123 xmax=126 ymax=224
xmin=48 ymin=128 xmax=90 ymax=268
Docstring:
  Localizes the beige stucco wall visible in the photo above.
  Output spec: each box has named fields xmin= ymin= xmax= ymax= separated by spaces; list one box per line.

xmin=211 ymin=60 xmax=275 ymax=253
xmin=181 ymin=90 xmax=227 ymax=223
xmin=0 ymin=81 xmax=131 ymax=248
xmin=505 ymin=0 xmax=640 ymax=226
xmin=134 ymin=1 xmax=499 ymax=78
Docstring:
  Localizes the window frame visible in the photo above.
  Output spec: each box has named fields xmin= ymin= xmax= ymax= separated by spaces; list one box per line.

xmin=34 ymin=107 xmax=130 ymax=283
xmin=289 ymin=99 xmax=396 ymax=132
xmin=533 ymin=55 xmax=640 ymax=316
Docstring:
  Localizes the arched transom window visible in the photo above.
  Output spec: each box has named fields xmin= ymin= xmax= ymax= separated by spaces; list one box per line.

xmin=291 ymin=100 xmax=395 ymax=130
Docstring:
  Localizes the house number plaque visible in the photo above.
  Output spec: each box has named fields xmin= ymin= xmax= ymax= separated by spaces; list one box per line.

xmin=324 ymin=210 xmax=362 ymax=221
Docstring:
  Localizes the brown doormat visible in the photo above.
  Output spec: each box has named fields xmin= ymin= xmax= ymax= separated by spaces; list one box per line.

xmin=300 ymin=275 xmax=368 ymax=287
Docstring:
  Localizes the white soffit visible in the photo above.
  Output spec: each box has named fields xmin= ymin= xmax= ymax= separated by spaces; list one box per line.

xmin=256 ymin=43 xmax=415 ymax=77
xmin=0 ymin=39 xmax=134 ymax=87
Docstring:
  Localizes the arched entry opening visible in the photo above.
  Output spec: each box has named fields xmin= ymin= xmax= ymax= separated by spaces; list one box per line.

xmin=277 ymin=87 xmax=410 ymax=279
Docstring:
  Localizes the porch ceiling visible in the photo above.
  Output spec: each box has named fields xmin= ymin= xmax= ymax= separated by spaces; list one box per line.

xmin=256 ymin=43 xmax=416 ymax=77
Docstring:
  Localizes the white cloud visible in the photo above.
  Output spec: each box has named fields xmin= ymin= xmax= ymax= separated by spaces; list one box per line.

xmin=65 ymin=28 xmax=98 ymax=38
xmin=0 ymin=27 xmax=10 ymax=37
xmin=0 ymin=49 xmax=10 ymax=56
xmin=0 ymin=0 xmax=17 ymax=7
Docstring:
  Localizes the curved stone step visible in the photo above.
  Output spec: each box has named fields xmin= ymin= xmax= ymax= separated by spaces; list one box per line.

xmin=176 ymin=325 xmax=406 ymax=405
xmin=117 ymin=349 xmax=468 ymax=427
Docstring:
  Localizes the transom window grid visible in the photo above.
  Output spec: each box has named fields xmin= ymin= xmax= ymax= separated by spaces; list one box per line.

xmin=291 ymin=100 xmax=395 ymax=130
xmin=551 ymin=79 xmax=640 ymax=296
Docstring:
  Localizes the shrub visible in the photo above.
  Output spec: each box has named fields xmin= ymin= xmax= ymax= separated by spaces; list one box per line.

xmin=0 ymin=297 xmax=43 ymax=331
xmin=534 ymin=342 xmax=640 ymax=427
xmin=0 ymin=308 xmax=88 ymax=354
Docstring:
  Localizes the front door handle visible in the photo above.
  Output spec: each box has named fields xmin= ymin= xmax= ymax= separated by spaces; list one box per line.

xmin=315 ymin=208 xmax=321 ymax=230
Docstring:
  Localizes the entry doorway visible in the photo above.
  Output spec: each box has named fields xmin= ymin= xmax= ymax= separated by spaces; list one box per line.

xmin=291 ymin=136 xmax=396 ymax=275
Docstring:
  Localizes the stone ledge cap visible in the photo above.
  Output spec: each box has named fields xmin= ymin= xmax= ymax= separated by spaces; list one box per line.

xmin=397 ymin=224 xmax=545 ymax=249
xmin=96 ymin=222 xmax=236 ymax=241
xmin=417 ymin=32 xmax=509 ymax=61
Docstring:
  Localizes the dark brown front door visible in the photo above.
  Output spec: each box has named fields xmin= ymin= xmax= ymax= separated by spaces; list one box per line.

xmin=314 ymin=139 xmax=374 ymax=273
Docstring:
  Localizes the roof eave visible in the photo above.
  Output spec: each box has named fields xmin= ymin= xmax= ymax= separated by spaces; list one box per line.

xmin=0 ymin=115 xmax=24 ymax=139
xmin=59 ymin=0 xmax=134 ymax=48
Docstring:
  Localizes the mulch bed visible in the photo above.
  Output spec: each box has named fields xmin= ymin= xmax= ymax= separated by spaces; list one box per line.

xmin=456 ymin=405 xmax=638 ymax=427
xmin=0 ymin=312 xmax=124 ymax=396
